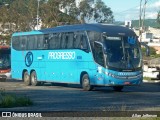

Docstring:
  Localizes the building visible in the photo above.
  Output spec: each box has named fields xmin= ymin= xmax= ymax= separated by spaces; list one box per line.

xmin=133 ymin=27 xmax=160 ymax=53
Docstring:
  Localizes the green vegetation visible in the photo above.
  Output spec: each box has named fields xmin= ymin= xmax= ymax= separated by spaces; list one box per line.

xmin=0 ymin=0 xmax=114 ymax=45
xmin=0 ymin=0 xmax=114 ymax=31
xmin=143 ymin=77 xmax=152 ymax=81
xmin=141 ymin=47 xmax=160 ymax=60
xmin=0 ymin=88 xmax=33 ymax=108
xmin=114 ymin=19 xmax=160 ymax=28
xmin=132 ymin=19 xmax=160 ymax=28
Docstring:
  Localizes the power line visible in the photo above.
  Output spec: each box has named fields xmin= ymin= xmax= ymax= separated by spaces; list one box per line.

xmin=114 ymin=5 xmax=140 ymax=14
xmin=114 ymin=0 xmax=158 ymax=15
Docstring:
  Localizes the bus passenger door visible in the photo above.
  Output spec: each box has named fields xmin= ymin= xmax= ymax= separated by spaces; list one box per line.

xmin=37 ymin=53 xmax=46 ymax=80
xmin=36 ymin=35 xmax=47 ymax=81
xmin=93 ymin=41 xmax=105 ymax=84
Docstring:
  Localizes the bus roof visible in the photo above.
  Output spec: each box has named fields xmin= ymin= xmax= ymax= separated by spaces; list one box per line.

xmin=40 ymin=24 xmax=136 ymax=36
xmin=12 ymin=24 xmax=136 ymax=37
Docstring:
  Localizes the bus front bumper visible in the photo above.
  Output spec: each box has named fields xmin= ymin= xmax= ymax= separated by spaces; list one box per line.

xmin=94 ymin=71 xmax=143 ymax=86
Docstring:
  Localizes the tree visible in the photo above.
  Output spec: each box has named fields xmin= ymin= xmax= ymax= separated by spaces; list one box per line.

xmin=93 ymin=0 xmax=114 ymax=23
xmin=0 ymin=0 xmax=14 ymax=6
xmin=67 ymin=0 xmax=114 ymax=24
xmin=78 ymin=0 xmax=94 ymax=23
xmin=0 ymin=0 xmax=114 ymax=32
xmin=9 ymin=0 xmax=33 ymax=31
xmin=40 ymin=0 xmax=79 ymax=28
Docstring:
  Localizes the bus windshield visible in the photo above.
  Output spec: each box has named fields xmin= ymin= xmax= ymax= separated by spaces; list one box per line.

xmin=103 ymin=36 xmax=142 ymax=71
xmin=0 ymin=50 xmax=10 ymax=69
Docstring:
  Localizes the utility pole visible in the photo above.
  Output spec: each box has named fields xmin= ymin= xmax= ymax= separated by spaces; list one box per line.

xmin=142 ymin=0 xmax=148 ymax=33
xmin=36 ymin=0 xmax=40 ymax=30
xmin=139 ymin=0 xmax=148 ymax=42
xmin=139 ymin=0 xmax=142 ymax=40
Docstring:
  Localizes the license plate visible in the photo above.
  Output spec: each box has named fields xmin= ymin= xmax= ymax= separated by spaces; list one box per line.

xmin=124 ymin=82 xmax=131 ymax=85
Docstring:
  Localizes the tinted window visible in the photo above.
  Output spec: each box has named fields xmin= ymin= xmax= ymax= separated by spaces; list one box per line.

xmin=28 ymin=35 xmax=35 ymax=50
xmin=66 ymin=33 xmax=74 ymax=49
xmin=37 ymin=35 xmax=44 ymax=49
xmin=74 ymin=32 xmax=88 ymax=50
xmin=94 ymin=42 xmax=104 ymax=67
xmin=61 ymin=33 xmax=66 ymax=49
xmin=12 ymin=37 xmax=20 ymax=50
xmin=48 ymin=34 xmax=54 ymax=49
xmin=33 ymin=36 xmax=38 ymax=49
xmin=12 ymin=31 xmax=90 ymax=51
xmin=56 ymin=33 xmax=61 ymax=49
xmin=20 ymin=36 xmax=27 ymax=50
xmin=81 ymin=34 xmax=88 ymax=49
xmin=87 ymin=31 xmax=101 ymax=50
xmin=74 ymin=33 xmax=81 ymax=49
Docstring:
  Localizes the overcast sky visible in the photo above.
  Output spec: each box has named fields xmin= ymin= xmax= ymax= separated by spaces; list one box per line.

xmin=102 ymin=0 xmax=160 ymax=21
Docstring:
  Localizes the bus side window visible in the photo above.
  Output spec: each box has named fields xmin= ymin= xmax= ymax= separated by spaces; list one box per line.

xmin=65 ymin=35 xmax=69 ymax=49
xmin=73 ymin=33 xmax=81 ymax=49
xmin=74 ymin=32 xmax=88 ymax=51
xmin=56 ymin=33 xmax=61 ymax=49
xmin=81 ymin=35 xmax=88 ymax=50
xmin=37 ymin=35 xmax=44 ymax=49
xmin=87 ymin=31 xmax=101 ymax=50
xmin=12 ymin=36 xmax=20 ymax=50
xmin=48 ymin=33 xmax=57 ymax=49
xmin=34 ymin=36 xmax=38 ymax=49
xmin=94 ymin=42 xmax=105 ymax=67
xmin=67 ymin=33 xmax=74 ymax=49
xmin=73 ymin=34 xmax=76 ymax=48
xmin=44 ymin=34 xmax=49 ymax=49
xmin=61 ymin=33 xmax=66 ymax=49
xmin=28 ymin=35 xmax=35 ymax=50
xmin=20 ymin=36 xmax=27 ymax=50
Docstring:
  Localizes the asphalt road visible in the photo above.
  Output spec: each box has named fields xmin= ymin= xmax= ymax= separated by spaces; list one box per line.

xmin=0 ymin=79 xmax=159 ymax=112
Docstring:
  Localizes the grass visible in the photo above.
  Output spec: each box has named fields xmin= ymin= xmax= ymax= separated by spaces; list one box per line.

xmin=143 ymin=77 xmax=152 ymax=81
xmin=0 ymin=88 xmax=33 ymax=108
xmin=102 ymin=104 xmax=129 ymax=111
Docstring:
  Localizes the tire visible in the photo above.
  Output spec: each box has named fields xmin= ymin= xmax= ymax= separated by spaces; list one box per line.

xmin=82 ymin=74 xmax=93 ymax=91
xmin=30 ymin=71 xmax=39 ymax=86
xmin=113 ymin=86 xmax=124 ymax=92
xmin=23 ymin=71 xmax=30 ymax=86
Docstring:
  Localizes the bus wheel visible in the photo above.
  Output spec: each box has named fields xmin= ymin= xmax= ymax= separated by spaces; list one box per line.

xmin=82 ymin=74 xmax=93 ymax=91
xmin=30 ymin=71 xmax=39 ymax=86
xmin=23 ymin=71 xmax=30 ymax=86
xmin=113 ymin=86 xmax=124 ymax=92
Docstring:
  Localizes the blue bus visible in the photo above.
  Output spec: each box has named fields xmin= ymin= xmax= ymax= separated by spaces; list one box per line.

xmin=11 ymin=24 xmax=144 ymax=91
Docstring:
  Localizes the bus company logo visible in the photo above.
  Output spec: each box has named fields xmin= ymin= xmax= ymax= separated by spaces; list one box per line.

xmin=25 ymin=52 xmax=33 ymax=67
xmin=48 ymin=52 xmax=76 ymax=60
xmin=128 ymin=37 xmax=136 ymax=44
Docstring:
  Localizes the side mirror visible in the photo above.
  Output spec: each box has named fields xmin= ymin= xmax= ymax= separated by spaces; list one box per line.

xmin=102 ymin=32 xmax=107 ymax=37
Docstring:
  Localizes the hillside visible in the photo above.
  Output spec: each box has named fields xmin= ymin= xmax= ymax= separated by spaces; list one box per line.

xmin=114 ymin=19 xmax=160 ymax=28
